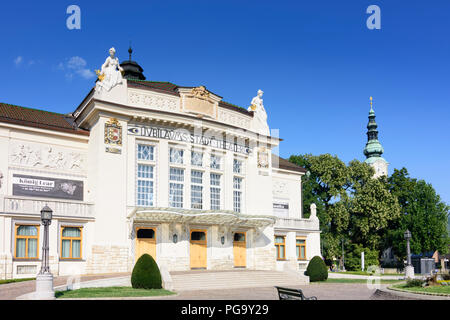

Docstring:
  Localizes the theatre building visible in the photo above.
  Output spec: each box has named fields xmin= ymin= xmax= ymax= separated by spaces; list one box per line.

xmin=0 ymin=48 xmax=320 ymax=280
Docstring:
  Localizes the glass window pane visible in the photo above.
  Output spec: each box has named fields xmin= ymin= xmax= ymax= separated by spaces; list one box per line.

xmin=280 ymin=246 xmax=285 ymax=259
xmin=275 ymin=236 xmax=284 ymax=244
xmin=191 ymin=231 xmax=206 ymax=241
xmin=210 ymin=155 xmax=221 ymax=170
xmin=170 ymin=148 xmax=184 ymax=164
xmin=17 ymin=225 xmax=37 ymax=236
xmin=62 ymin=227 xmax=81 ymax=237
xmin=137 ymin=144 xmax=154 ymax=161
xmin=191 ymin=151 xmax=203 ymax=166
xmin=72 ymin=240 xmax=81 ymax=258
xmin=27 ymin=238 xmax=37 ymax=258
xmin=16 ymin=238 xmax=26 ymax=258
xmin=233 ymin=159 xmax=243 ymax=174
xmin=300 ymin=247 xmax=306 ymax=259
xmin=61 ymin=239 xmax=71 ymax=258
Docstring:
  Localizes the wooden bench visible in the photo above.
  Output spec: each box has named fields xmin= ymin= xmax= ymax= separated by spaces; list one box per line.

xmin=275 ymin=286 xmax=317 ymax=300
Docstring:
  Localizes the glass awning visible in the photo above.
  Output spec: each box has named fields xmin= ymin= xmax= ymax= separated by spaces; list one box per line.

xmin=129 ymin=207 xmax=276 ymax=228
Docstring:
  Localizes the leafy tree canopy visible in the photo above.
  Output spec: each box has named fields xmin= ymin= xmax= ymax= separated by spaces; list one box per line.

xmin=387 ymin=168 xmax=450 ymax=257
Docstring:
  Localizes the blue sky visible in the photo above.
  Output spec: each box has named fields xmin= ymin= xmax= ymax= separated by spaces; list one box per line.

xmin=1 ymin=0 xmax=449 ymax=204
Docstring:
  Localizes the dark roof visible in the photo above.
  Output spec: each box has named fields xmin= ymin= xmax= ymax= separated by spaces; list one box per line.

xmin=219 ymin=101 xmax=253 ymax=116
xmin=0 ymin=103 xmax=89 ymax=136
xmin=128 ymin=80 xmax=179 ymax=96
xmin=127 ymin=80 xmax=253 ymax=116
xmin=272 ymin=154 xmax=307 ymax=173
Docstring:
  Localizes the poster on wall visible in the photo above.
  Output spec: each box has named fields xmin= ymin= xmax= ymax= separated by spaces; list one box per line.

xmin=273 ymin=202 xmax=289 ymax=218
xmin=12 ymin=174 xmax=84 ymax=201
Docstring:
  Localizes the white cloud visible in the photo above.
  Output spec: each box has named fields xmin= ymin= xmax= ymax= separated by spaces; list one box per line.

xmin=77 ymin=68 xmax=95 ymax=79
xmin=14 ymin=56 xmax=23 ymax=66
xmin=58 ymin=56 xmax=95 ymax=80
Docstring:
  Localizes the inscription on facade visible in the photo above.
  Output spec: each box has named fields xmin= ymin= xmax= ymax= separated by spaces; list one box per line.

xmin=128 ymin=125 xmax=251 ymax=155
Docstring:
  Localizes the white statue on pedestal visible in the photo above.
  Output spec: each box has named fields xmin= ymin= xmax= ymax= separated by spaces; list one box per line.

xmin=248 ymin=90 xmax=270 ymax=136
xmin=95 ymin=47 xmax=124 ymax=93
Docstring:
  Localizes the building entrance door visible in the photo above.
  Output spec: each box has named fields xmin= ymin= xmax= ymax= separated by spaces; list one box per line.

xmin=233 ymin=232 xmax=246 ymax=267
xmin=135 ymin=228 xmax=156 ymax=262
xmin=190 ymin=230 xmax=207 ymax=269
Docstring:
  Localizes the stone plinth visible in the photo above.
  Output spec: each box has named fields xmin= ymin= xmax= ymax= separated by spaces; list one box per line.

xmin=34 ymin=273 xmax=55 ymax=300
xmin=405 ymin=265 xmax=415 ymax=279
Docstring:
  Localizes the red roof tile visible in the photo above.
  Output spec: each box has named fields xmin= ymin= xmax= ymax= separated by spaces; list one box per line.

xmin=0 ymin=103 xmax=89 ymax=136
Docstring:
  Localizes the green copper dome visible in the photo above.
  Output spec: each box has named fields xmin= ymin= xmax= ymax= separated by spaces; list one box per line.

xmin=363 ymin=98 xmax=386 ymax=164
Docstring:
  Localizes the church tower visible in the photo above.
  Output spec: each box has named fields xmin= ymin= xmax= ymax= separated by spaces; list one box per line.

xmin=363 ymin=97 xmax=388 ymax=178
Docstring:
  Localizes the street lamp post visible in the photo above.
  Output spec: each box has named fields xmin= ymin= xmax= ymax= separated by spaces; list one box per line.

xmin=404 ymin=229 xmax=415 ymax=279
xmin=34 ymin=206 xmax=55 ymax=299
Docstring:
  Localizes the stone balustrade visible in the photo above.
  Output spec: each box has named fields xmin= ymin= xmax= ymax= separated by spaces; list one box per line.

xmin=274 ymin=217 xmax=319 ymax=231
xmin=3 ymin=196 xmax=94 ymax=219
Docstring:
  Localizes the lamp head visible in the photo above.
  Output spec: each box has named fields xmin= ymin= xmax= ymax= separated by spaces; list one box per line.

xmin=40 ymin=206 xmax=53 ymax=222
xmin=404 ymin=229 xmax=411 ymax=240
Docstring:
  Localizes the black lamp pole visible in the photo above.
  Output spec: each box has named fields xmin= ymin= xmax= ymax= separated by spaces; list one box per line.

xmin=404 ymin=229 xmax=412 ymax=266
xmin=39 ymin=206 xmax=53 ymax=275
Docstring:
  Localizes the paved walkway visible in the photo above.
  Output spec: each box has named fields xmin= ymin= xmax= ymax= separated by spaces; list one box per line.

xmin=0 ymin=273 xmax=130 ymax=300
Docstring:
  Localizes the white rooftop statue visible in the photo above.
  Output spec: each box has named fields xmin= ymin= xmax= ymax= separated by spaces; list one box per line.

xmin=248 ymin=89 xmax=270 ymax=136
xmin=95 ymin=47 xmax=124 ymax=93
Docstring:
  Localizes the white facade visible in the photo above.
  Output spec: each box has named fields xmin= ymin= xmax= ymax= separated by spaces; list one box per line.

xmin=0 ymin=71 xmax=320 ymax=280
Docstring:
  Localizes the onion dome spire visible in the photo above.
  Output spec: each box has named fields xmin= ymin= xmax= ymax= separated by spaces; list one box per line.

xmin=363 ymin=96 xmax=385 ymax=160
xmin=120 ymin=45 xmax=146 ymax=80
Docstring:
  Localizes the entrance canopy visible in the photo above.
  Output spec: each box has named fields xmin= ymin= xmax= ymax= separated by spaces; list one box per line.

xmin=129 ymin=207 xmax=276 ymax=229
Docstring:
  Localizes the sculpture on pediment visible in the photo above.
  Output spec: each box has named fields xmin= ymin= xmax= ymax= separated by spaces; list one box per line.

xmin=191 ymin=86 xmax=210 ymax=100
xmin=248 ymin=90 xmax=270 ymax=136
xmin=95 ymin=47 xmax=124 ymax=93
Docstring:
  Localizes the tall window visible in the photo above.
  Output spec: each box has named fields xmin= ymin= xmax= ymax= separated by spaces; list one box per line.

xmin=169 ymin=167 xmax=184 ymax=208
xmin=233 ymin=159 xmax=243 ymax=174
xmin=210 ymin=154 xmax=221 ymax=170
xmin=136 ymin=144 xmax=155 ymax=207
xmin=296 ymin=238 xmax=306 ymax=260
xmin=191 ymin=170 xmax=203 ymax=209
xmin=137 ymin=164 xmax=154 ymax=206
xmin=170 ymin=148 xmax=184 ymax=164
xmin=15 ymin=225 xmax=39 ymax=259
xmin=233 ymin=177 xmax=243 ymax=213
xmin=191 ymin=151 xmax=203 ymax=167
xmin=275 ymin=236 xmax=286 ymax=260
xmin=210 ymin=173 xmax=221 ymax=210
xmin=61 ymin=227 xmax=82 ymax=259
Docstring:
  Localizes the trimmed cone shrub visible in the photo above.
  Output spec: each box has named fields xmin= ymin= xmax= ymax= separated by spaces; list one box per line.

xmin=131 ymin=254 xmax=162 ymax=289
xmin=305 ymin=256 xmax=328 ymax=282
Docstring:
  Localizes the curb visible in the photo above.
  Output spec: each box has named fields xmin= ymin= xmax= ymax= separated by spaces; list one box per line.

xmin=388 ymin=285 xmax=450 ymax=297
xmin=56 ymin=292 xmax=181 ymax=300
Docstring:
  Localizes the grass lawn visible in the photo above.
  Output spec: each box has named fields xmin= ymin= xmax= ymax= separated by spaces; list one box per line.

xmin=55 ymin=286 xmax=175 ymax=299
xmin=0 ymin=278 xmax=35 ymax=285
xmin=313 ymin=278 xmax=404 ymax=284
xmin=333 ymin=271 xmax=403 ymax=277
xmin=391 ymin=284 xmax=450 ymax=295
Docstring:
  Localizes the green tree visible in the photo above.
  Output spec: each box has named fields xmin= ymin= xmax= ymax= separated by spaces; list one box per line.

xmin=289 ymin=154 xmax=401 ymax=263
xmin=387 ymin=168 xmax=450 ymax=258
xmin=345 ymin=243 xmax=379 ymax=271
xmin=349 ymin=176 xmax=401 ymax=251
xmin=289 ymin=154 xmax=350 ymax=260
